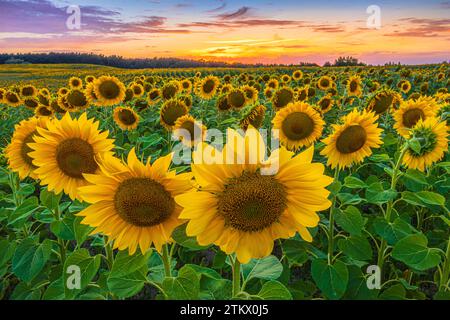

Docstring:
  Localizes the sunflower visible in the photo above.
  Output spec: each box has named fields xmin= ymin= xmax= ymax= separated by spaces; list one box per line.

xmin=39 ymin=88 xmax=50 ymax=97
xmin=241 ymin=85 xmax=258 ymax=104
xmin=317 ymin=76 xmax=334 ymax=90
xmin=317 ymin=94 xmax=334 ymax=114
xmin=38 ymin=93 xmax=50 ymax=106
xmin=173 ymin=115 xmax=207 ymax=147
xmin=181 ymin=79 xmax=193 ymax=93
xmin=281 ymin=74 xmax=291 ymax=84
xmin=180 ymin=94 xmax=193 ymax=109
xmin=272 ymin=87 xmax=294 ymax=110
xmin=217 ymin=94 xmax=232 ymax=111
xmin=93 ymin=76 xmax=126 ymax=106
xmin=321 ymin=109 xmax=383 ymax=169
xmin=198 ymin=76 xmax=220 ymax=100
xmin=4 ymin=91 xmax=22 ymax=107
xmin=66 ymin=89 xmax=89 ymax=110
xmin=161 ymin=81 xmax=181 ymax=100
xmin=28 ymin=113 xmax=115 ymax=200
xmin=147 ymin=88 xmax=162 ymax=106
xmin=35 ymin=105 xmax=54 ymax=118
xmin=77 ymin=148 xmax=193 ymax=254
xmin=240 ymin=105 xmax=266 ymax=131
xmin=227 ymin=88 xmax=247 ymax=109
xmin=366 ymin=89 xmax=402 ymax=115
xmin=58 ymin=87 xmax=69 ymax=96
xmin=220 ymin=84 xmax=233 ymax=95
xmin=273 ymin=101 xmax=324 ymax=151
xmin=50 ymin=99 xmax=67 ymax=114
xmin=130 ymin=83 xmax=145 ymax=97
xmin=69 ymin=77 xmax=83 ymax=89
xmin=264 ymin=88 xmax=274 ymax=99
xmin=0 ymin=88 xmax=5 ymax=102
xmin=393 ymin=97 xmax=437 ymax=137
xmin=347 ymin=75 xmax=362 ymax=97
xmin=175 ymin=128 xmax=333 ymax=263
xmin=20 ymin=85 xmax=38 ymax=97
xmin=113 ymin=107 xmax=140 ymax=130
xmin=160 ymin=98 xmax=189 ymax=130
xmin=403 ymin=117 xmax=448 ymax=171
xmin=85 ymin=75 xmax=96 ymax=84
xmin=292 ymin=70 xmax=303 ymax=81
xmin=57 ymin=95 xmax=78 ymax=112
xmin=267 ymin=79 xmax=279 ymax=90
xmin=5 ymin=117 xmax=49 ymax=180
xmin=398 ymin=80 xmax=412 ymax=94
xmin=23 ymin=97 xmax=40 ymax=110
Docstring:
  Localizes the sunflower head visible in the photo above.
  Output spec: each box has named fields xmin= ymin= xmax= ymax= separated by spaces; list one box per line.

xmin=403 ymin=117 xmax=448 ymax=171
xmin=227 ymin=88 xmax=247 ymax=109
xmin=35 ymin=105 xmax=54 ymax=118
xmin=23 ymin=97 xmax=40 ymax=110
xmin=69 ymin=77 xmax=83 ymax=89
xmin=394 ymin=97 xmax=437 ymax=137
xmin=267 ymin=79 xmax=279 ymax=90
xmin=181 ymin=79 xmax=192 ymax=93
xmin=366 ymin=89 xmax=402 ymax=115
xmin=216 ymin=94 xmax=232 ymax=112
xmin=318 ymin=76 xmax=334 ymax=90
xmin=50 ymin=99 xmax=67 ymax=114
xmin=5 ymin=91 xmax=22 ymax=107
xmin=240 ymin=105 xmax=266 ymax=131
xmin=160 ymin=98 xmax=189 ymax=131
xmin=58 ymin=87 xmax=69 ymax=96
xmin=198 ymin=76 xmax=220 ymax=100
xmin=241 ymin=85 xmax=258 ymax=104
xmin=20 ymin=85 xmax=38 ymax=97
xmin=272 ymin=87 xmax=294 ymax=110
xmin=148 ymin=88 xmax=162 ymax=105
xmin=347 ymin=75 xmax=362 ymax=97
xmin=114 ymin=107 xmax=140 ymax=130
xmin=161 ymin=81 xmax=181 ymax=100
xmin=321 ymin=109 xmax=383 ymax=169
xmin=173 ymin=114 xmax=206 ymax=147
xmin=130 ymin=83 xmax=144 ymax=97
xmin=85 ymin=75 xmax=96 ymax=84
xmin=317 ymin=94 xmax=334 ymax=114
xmin=292 ymin=70 xmax=303 ymax=81
xmin=66 ymin=89 xmax=89 ymax=110
xmin=93 ymin=76 xmax=126 ymax=106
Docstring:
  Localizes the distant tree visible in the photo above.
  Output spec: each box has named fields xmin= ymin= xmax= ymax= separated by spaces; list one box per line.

xmin=323 ymin=61 xmax=332 ymax=67
xmin=333 ymin=56 xmax=366 ymax=67
xmin=4 ymin=58 xmax=29 ymax=64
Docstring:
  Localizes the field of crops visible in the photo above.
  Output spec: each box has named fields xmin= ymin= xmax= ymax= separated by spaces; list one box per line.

xmin=0 ymin=63 xmax=449 ymax=300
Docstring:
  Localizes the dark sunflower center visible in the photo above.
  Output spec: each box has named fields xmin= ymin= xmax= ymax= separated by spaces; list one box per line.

xmin=274 ymin=89 xmax=293 ymax=109
xmin=228 ymin=91 xmax=246 ymax=109
xmin=6 ymin=92 xmax=19 ymax=103
xmin=114 ymin=178 xmax=175 ymax=227
xmin=133 ymin=86 xmax=142 ymax=95
xmin=336 ymin=125 xmax=367 ymax=154
xmin=320 ymin=79 xmax=330 ymax=87
xmin=182 ymin=81 xmax=190 ymax=89
xmin=371 ymin=94 xmax=393 ymax=114
xmin=180 ymin=120 xmax=196 ymax=141
xmin=21 ymin=131 xmax=37 ymax=167
xmin=24 ymin=98 xmax=38 ymax=109
xmin=149 ymin=90 xmax=160 ymax=100
xmin=99 ymin=80 xmax=120 ymax=99
xmin=203 ymin=79 xmax=215 ymax=93
xmin=162 ymin=85 xmax=177 ymax=99
xmin=349 ymin=80 xmax=358 ymax=92
xmin=161 ymin=102 xmax=187 ymax=126
xmin=72 ymin=79 xmax=80 ymax=87
xmin=217 ymin=172 xmax=287 ymax=232
xmin=67 ymin=90 xmax=87 ymax=107
xmin=282 ymin=112 xmax=315 ymax=140
xmin=319 ymin=98 xmax=331 ymax=110
xmin=37 ymin=106 xmax=52 ymax=116
xmin=118 ymin=109 xmax=137 ymax=125
xmin=56 ymin=138 xmax=98 ymax=178
xmin=402 ymin=108 xmax=424 ymax=128
xmin=22 ymin=87 xmax=34 ymax=96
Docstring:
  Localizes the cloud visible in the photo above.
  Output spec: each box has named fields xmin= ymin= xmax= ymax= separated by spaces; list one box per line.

xmin=384 ymin=17 xmax=450 ymax=37
xmin=206 ymin=1 xmax=227 ymax=13
xmin=216 ymin=6 xmax=252 ymax=20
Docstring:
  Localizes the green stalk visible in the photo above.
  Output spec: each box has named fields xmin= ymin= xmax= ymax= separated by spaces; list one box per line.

xmin=377 ymin=145 xmax=408 ymax=276
xmin=232 ymin=256 xmax=241 ymax=297
xmin=162 ymin=244 xmax=172 ymax=277
xmin=328 ymin=168 xmax=340 ymax=265
xmin=440 ymin=236 xmax=450 ymax=291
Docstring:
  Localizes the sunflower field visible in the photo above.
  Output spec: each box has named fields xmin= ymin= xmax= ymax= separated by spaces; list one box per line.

xmin=0 ymin=63 xmax=449 ymax=301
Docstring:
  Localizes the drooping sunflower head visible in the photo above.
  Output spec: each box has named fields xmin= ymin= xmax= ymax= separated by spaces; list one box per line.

xmin=317 ymin=94 xmax=334 ymax=114
xmin=403 ymin=117 xmax=449 ymax=171
xmin=317 ymin=76 xmax=334 ymax=90
xmin=366 ymin=89 xmax=402 ymax=115
xmin=273 ymin=101 xmax=324 ymax=151
xmin=175 ymin=129 xmax=333 ymax=263
xmin=56 ymin=95 xmax=77 ymax=112
xmin=49 ymin=99 xmax=67 ymax=114
xmin=5 ymin=117 xmax=49 ymax=180
xmin=216 ymin=94 xmax=232 ymax=112
xmin=240 ymin=105 xmax=266 ymax=131
xmin=77 ymin=148 xmax=193 ymax=254
xmin=198 ymin=76 xmax=220 ymax=100
xmin=180 ymin=94 xmax=193 ymax=109
xmin=159 ymin=98 xmax=189 ymax=131
xmin=272 ymin=87 xmax=294 ymax=110
xmin=93 ymin=76 xmax=126 ymax=106
xmin=66 ymin=89 xmax=89 ymax=110
xmin=227 ymin=88 xmax=247 ymax=110
xmin=347 ymin=75 xmax=363 ymax=97
xmin=4 ymin=90 xmax=22 ymax=107
xmin=35 ymin=105 xmax=54 ymax=118
xmin=393 ymin=97 xmax=437 ymax=137
xmin=28 ymin=113 xmax=115 ymax=200
xmin=161 ymin=81 xmax=181 ymax=100
xmin=321 ymin=109 xmax=383 ymax=169
xmin=20 ymin=85 xmax=38 ymax=97
xmin=37 ymin=93 xmax=50 ymax=106
xmin=69 ymin=77 xmax=83 ymax=89
xmin=113 ymin=107 xmax=140 ymax=131
xmin=173 ymin=114 xmax=207 ymax=147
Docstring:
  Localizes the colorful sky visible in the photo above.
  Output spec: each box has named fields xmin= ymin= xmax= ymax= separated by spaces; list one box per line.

xmin=0 ymin=0 xmax=449 ymax=65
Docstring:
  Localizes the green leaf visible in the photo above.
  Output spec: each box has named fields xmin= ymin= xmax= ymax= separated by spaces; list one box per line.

xmin=373 ymin=217 xmax=414 ymax=246
xmin=8 ymin=196 xmax=40 ymax=227
xmin=282 ymin=240 xmax=309 ymax=266
xmin=242 ymin=255 xmax=283 ymax=282
xmin=344 ymin=176 xmax=367 ymax=189
xmin=172 ymin=224 xmax=209 ymax=250
xmin=415 ymin=191 xmax=445 ymax=206
xmin=327 ymin=181 xmax=342 ymax=195
xmin=0 ymin=239 xmax=16 ymax=268
xmin=255 ymin=280 xmax=292 ymax=300
xmin=50 ymin=213 xmax=76 ymax=240
xmin=63 ymin=249 xmax=101 ymax=299
xmin=311 ymin=259 xmax=348 ymax=300
xmin=162 ymin=265 xmax=200 ymax=300
xmin=338 ymin=236 xmax=373 ymax=261
xmin=334 ymin=206 xmax=365 ymax=236
xmin=379 ymin=284 xmax=406 ymax=300
xmin=73 ymin=216 xmax=93 ymax=247
xmin=407 ymin=138 xmax=421 ymax=155
xmin=337 ymin=193 xmax=364 ymax=205
xmin=40 ymin=188 xmax=62 ymax=211
xmin=392 ymin=233 xmax=441 ymax=271
xmin=42 ymin=277 xmax=65 ymax=300
xmin=365 ymin=182 xmax=397 ymax=204
xmin=12 ymin=238 xmax=52 ymax=282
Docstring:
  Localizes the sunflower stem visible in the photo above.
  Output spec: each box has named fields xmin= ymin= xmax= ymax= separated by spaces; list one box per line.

xmin=440 ymin=236 xmax=450 ymax=291
xmin=327 ymin=168 xmax=340 ymax=265
xmin=162 ymin=244 xmax=172 ymax=277
xmin=377 ymin=144 xmax=408 ymax=278
xmin=232 ymin=256 xmax=241 ymax=297
xmin=105 ymin=240 xmax=115 ymax=270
